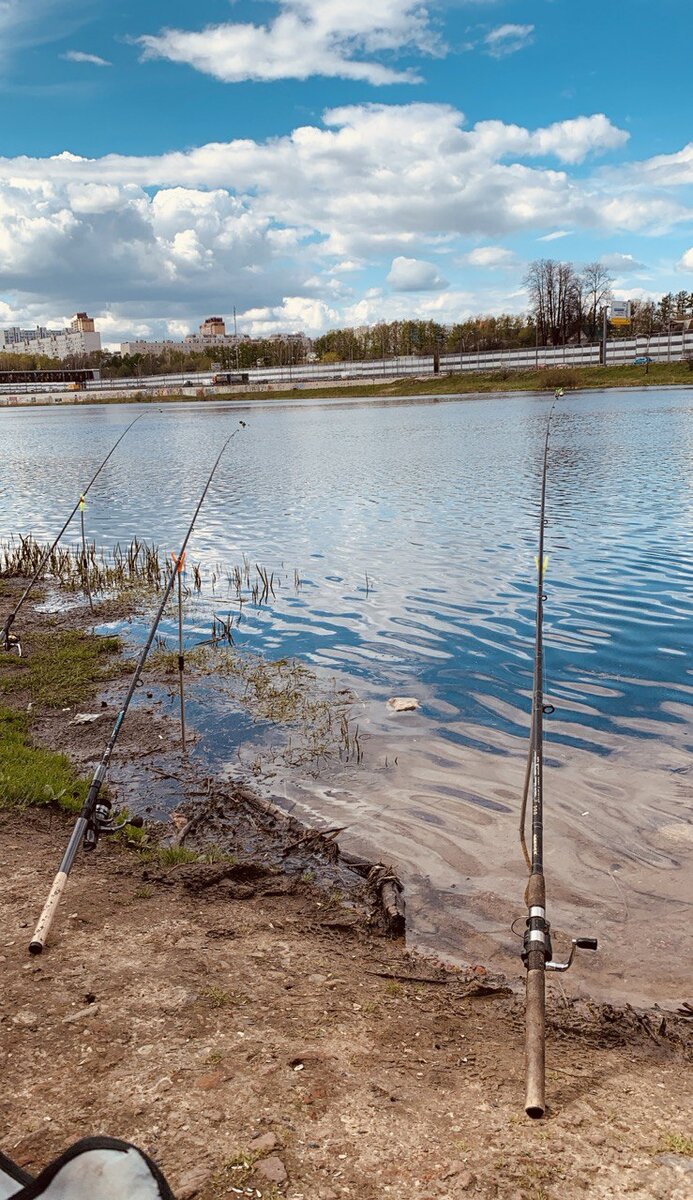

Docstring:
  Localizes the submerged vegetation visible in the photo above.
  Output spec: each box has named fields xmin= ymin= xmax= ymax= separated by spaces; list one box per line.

xmin=0 ymin=536 xmax=300 ymax=613
xmin=0 ymin=535 xmax=165 ymax=593
xmin=154 ymin=643 xmax=363 ymax=772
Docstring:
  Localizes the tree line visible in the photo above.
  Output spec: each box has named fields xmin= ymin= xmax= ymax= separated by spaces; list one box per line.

xmin=2 ymin=267 xmax=692 ymax=376
xmin=522 ymin=260 xmax=693 ymax=346
xmin=0 ymin=337 xmax=311 ymax=378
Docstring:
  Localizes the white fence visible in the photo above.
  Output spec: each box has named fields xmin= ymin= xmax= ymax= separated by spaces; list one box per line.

xmin=1 ymin=331 xmax=691 ymax=397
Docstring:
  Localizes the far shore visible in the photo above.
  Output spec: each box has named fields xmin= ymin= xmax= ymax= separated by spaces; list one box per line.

xmin=1 ymin=360 xmax=692 ymax=410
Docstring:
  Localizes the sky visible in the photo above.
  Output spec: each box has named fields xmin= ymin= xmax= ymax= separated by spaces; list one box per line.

xmin=1 ymin=0 xmax=692 ymax=347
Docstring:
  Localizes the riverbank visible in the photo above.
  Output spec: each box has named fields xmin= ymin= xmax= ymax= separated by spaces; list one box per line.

xmin=2 ymin=360 xmax=692 ymax=408
xmin=1 ymin=581 xmax=692 ymax=1198
xmin=225 ymin=360 xmax=693 ymax=404
xmin=4 ymin=806 xmax=692 ymax=1200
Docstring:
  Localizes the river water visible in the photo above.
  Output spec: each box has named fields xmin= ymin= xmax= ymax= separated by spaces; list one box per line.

xmin=1 ymin=388 xmax=691 ymax=1006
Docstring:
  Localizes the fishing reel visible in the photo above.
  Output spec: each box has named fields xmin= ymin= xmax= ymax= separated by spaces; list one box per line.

xmin=84 ymin=802 xmax=144 ymax=851
xmin=522 ymin=917 xmax=597 ymax=972
xmin=546 ymin=936 xmax=598 ymax=972
xmin=1 ymin=631 xmax=21 ymax=657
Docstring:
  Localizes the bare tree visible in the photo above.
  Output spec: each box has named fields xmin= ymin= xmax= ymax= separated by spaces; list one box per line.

xmin=581 ymin=262 xmax=613 ymax=340
xmin=524 ymin=259 xmax=581 ymax=346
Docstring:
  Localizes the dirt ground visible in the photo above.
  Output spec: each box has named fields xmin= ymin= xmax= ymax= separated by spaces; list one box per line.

xmin=1 ymin=584 xmax=692 ymax=1199
xmin=1 ymin=809 xmax=692 ymax=1200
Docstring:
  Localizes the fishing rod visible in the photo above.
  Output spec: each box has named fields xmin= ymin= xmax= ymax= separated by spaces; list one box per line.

xmin=1 ymin=413 xmax=145 ymax=654
xmin=28 ymin=421 xmax=246 ymax=955
xmin=519 ymin=407 xmax=597 ymax=1119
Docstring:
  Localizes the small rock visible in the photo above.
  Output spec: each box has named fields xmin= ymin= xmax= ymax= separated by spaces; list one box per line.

xmin=194 ymin=1071 xmax=225 ymax=1091
xmin=250 ymin=1132 xmax=278 ymax=1153
xmin=308 ymin=973 xmax=328 ymax=985
xmin=387 ymin=696 xmax=420 ymax=713
xmin=13 ymin=1010 xmax=39 ymax=1029
xmin=176 ymin=1165 xmax=210 ymax=1200
xmin=62 ymin=1003 xmax=101 ymax=1024
xmin=70 ymin=712 xmax=102 ymax=725
xmin=255 ymin=1156 xmax=287 ymax=1185
xmin=442 ymin=1162 xmax=467 ymax=1181
xmin=318 ymin=1190 xmax=338 ymax=1200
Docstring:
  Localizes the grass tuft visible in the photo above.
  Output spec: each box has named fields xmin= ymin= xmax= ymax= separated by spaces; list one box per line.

xmin=658 ymin=1132 xmax=693 ymax=1155
xmin=155 ymin=845 xmax=200 ymax=867
xmin=201 ymin=985 xmax=234 ymax=1008
xmin=0 ymin=629 xmax=121 ymax=708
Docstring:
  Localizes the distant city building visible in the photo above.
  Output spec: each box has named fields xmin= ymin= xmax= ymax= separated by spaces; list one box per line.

xmin=199 ymin=316 xmax=226 ymax=338
xmin=119 ymin=338 xmax=184 ymax=357
xmin=71 ymin=312 xmax=96 ymax=333
xmin=119 ymin=319 xmax=314 ymax=358
xmin=268 ymin=331 xmax=313 ymax=353
xmin=0 ymin=313 xmax=101 ymax=360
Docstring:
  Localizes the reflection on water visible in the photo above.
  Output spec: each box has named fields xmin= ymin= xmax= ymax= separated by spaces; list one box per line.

xmin=1 ymin=387 xmax=692 ymax=1005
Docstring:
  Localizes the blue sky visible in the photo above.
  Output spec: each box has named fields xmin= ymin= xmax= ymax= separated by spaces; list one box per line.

xmin=1 ymin=0 xmax=692 ymax=345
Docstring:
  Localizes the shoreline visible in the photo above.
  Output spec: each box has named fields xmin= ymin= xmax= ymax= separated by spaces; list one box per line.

xmin=1 ymin=361 xmax=693 ymax=410
xmin=1 ymin=580 xmax=692 ymax=1198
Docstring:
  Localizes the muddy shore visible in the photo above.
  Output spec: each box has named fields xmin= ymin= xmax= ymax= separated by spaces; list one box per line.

xmin=1 ymin=582 xmax=692 ymax=1198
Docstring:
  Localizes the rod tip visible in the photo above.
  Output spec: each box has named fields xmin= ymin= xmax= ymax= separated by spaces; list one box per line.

xmin=28 ymin=941 xmax=44 ymax=956
xmin=525 ymin=1105 xmax=545 ymax=1120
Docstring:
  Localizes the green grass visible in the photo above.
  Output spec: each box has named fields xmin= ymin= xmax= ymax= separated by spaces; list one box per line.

xmin=200 ymin=359 xmax=693 ymax=404
xmin=0 ymin=630 xmax=122 ymax=708
xmin=246 ymin=359 xmax=691 ymax=399
xmin=657 ymin=1132 xmax=693 ymax=1156
xmin=201 ymin=985 xmax=234 ymax=1008
xmin=0 ymin=707 xmax=88 ymax=812
xmin=11 ymin=358 xmax=691 ymax=411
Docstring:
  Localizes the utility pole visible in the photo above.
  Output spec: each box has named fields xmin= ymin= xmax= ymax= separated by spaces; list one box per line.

xmin=600 ymin=306 xmax=608 ymax=366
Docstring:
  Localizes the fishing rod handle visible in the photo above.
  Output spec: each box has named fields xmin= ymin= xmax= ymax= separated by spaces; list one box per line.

xmin=525 ymin=967 xmax=546 ymax=1118
xmin=29 ymin=871 xmax=69 ymax=955
xmin=29 ymin=816 xmax=87 ymax=954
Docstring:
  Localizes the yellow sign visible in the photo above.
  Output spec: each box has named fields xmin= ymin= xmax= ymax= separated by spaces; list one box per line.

xmin=610 ymin=317 xmax=630 ymax=326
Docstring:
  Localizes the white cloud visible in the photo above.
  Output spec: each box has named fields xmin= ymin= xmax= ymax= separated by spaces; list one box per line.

xmin=387 ymin=256 xmax=449 ymax=291
xmin=137 ymin=0 xmax=442 ymax=86
xmin=484 ymin=23 xmax=534 ymax=58
xmin=329 ymin=259 xmax=364 ymax=273
xmin=538 ymin=230 xmax=572 ymax=241
xmin=344 ymin=288 xmax=478 ymax=327
xmin=240 ymin=296 xmax=340 ymax=336
xmin=0 ymin=1 xmax=94 ymax=64
xmin=600 ymin=252 xmax=646 ymax=272
xmin=61 ymin=50 xmax=111 ymax=66
xmin=626 ymin=142 xmax=693 ymax=188
xmin=466 ymin=245 xmax=515 ymax=268
xmin=679 ymin=248 xmax=693 ymax=271
xmin=0 ymin=103 xmax=688 ymax=339
xmin=472 ymin=113 xmax=629 ymax=165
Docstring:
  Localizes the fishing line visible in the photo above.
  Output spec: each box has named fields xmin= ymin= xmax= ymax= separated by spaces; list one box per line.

xmin=1 ymin=412 xmax=146 ymax=651
xmin=519 ymin=402 xmax=597 ymax=1121
xmin=28 ymin=421 xmax=246 ymax=955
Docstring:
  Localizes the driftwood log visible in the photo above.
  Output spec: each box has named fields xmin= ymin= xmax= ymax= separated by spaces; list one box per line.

xmin=169 ymin=780 xmax=407 ymax=939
